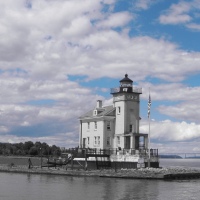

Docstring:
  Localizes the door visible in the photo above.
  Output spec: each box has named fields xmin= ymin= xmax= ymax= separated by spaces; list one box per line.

xmin=83 ymin=138 xmax=86 ymax=148
xmin=125 ymin=136 xmax=130 ymax=149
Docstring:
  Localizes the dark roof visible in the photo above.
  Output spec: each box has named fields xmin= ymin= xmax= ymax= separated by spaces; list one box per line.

xmin=120 ymin=74 xmax=133 ymax=83
xmin=80 ymin=105 xmax=115 ymax=119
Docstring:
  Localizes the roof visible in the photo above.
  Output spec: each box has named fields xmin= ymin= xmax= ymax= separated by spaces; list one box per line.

xmin=120 ymin=74 xmax=133 ymax=83
xmin=80 ymin=105 xmax=115 ymax=119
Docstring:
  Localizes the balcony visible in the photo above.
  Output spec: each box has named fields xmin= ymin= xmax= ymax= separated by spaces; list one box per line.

xmin=110 ymin=87 xmax=142 ymax=94
xmin=64 ymin=148 xmax=158 ymax=157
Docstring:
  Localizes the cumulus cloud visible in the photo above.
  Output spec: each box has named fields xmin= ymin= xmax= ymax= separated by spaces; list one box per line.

xmin=186 ymin=23 xmax=200 ymax=31
xmin=1 ymin=0 xmax=200 ymax=82
xmin=159 ymin=1 xmax=192 ymax=24
xmin=0 ymin=0 xmax=199 ymax=150
xmin=133 ymin=0 xmax=157 ymax=10
xmin=140 ymin=120 xmax=200 ymax=142
xmin=140 ymin=82 xmax=200 ymax=102
xmin=159 ymin=0 xmax=200 ymax=31
xmin=0 ymin=72 xmax=104 ymax=147
xmin=138 ymin=82 xmax=200 ymax=125
xmin=96 ymin=12 xmax=133 ymax=28
xmin=0 ymin=133 xmax=79 ymax=148
xmin=158 ymin=102 xmax=200 ymax=123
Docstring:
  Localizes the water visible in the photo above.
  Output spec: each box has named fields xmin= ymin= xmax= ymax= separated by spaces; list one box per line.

xmin=160 ymin=158 xmax=200 ymax=169
xmin=1 ymin=159 xmax=200 ymax=200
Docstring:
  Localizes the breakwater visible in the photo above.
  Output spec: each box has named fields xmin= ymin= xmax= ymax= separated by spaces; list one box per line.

xmin=1 ymin=156 xmax=200 ymax=180
xmin=1 ymin=165 xmax=200 ymax=180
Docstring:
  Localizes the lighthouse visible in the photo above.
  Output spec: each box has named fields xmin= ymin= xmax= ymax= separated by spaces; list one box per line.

xmin=79 ymin=74 xmax=148 ymax=151
xmin=111 ymin=74 xmax=148 ymax=150
xmin=77 ymin=74 xmax=159 ymax=169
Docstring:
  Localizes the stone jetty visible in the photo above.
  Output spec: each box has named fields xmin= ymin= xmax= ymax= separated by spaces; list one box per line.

xmin=1 ymin=165 xmax=200 ymax=180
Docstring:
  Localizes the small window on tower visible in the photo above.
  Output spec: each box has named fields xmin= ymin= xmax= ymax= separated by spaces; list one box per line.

xmin=123 ymin=88 xmax=128 ymax=92
xmin=117 ymin=107 xmax=121 ymax=115
xmin=107 ymin=121 xmax=111 ymax=130
xmin=87 ymin=122 xmax=90 ymax=130
xmin=130 ymin=124 xmax=133 ymax=132
xmin=87 ymin=137 xmax=89 ymax=145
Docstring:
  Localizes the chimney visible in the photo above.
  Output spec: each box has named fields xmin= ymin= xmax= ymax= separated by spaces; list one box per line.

xmin=96 ymin=100 xmax=102 ymax=108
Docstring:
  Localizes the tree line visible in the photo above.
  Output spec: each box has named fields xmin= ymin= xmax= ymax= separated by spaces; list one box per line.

xmin=0 ymin=141 xmax=62 ymax=157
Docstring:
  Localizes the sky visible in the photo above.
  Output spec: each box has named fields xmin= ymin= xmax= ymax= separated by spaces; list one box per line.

xmin=0 ymin=0 xmax=200 ymax=153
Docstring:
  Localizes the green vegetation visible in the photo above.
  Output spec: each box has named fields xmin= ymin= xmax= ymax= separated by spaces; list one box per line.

xmin=0 ymin=141 xmax=61 ymax=157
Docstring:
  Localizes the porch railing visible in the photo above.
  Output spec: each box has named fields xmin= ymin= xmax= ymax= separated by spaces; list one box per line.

xmin=64 ymin=148 xmax=159 ymax=157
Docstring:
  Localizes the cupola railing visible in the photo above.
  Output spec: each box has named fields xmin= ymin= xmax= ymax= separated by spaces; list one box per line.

xmin=110 ymin=87 xmax=142 ymax=94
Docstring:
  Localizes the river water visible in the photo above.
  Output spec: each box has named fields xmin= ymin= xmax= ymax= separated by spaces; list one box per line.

xmin=1 ymin=159 xmax=200 ymax=200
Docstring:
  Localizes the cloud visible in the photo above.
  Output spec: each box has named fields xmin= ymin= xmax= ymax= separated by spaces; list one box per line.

xmin=140 ymin=82 xmax=200 ymax=102
xmin=186 ymin=23 xmax=200 ymax=31
xmin=0 ymin=0 xmax=200 ymax=151
xmin=96 ymin=12 xmax=133 ymax=28
xmin=158 ymin=102 xmax=200 ymax=123
xmin=140 ymin=120 xmax=200 ymax=142
xmin=0 ymin=72 xmax=104 ymax=147
xmin=133 ymin=0 xmax=157 ymax=10
xmin=159 ymin=1 xmax=192 ymax=24
xmin=158 ymin=0 xmax=200 ymax=31
xmin=0 ymin=0 xmax=200 ymax=82
xmin=139 ymin=82 xmax=200 ymax=126
xmin=0 ymin=133 xmax=79 ymax=148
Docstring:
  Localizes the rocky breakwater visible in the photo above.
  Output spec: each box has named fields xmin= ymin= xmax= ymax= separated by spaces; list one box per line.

xmin=1 ymin=165 xmax=200 ymax=180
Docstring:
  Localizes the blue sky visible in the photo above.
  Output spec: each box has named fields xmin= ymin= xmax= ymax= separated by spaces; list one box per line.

xmin=0 ymin=0 xmax=200 ymax=153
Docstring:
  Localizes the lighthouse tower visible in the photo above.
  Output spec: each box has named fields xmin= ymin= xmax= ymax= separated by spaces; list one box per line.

xmin=111 ymin=74 xmax=147 ymax=150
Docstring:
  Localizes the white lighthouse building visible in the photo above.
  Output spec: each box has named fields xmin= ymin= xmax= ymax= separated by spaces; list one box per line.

xmin=79 ymin=74 xmax=149 ymax=151
xmin=76 ymin=74 xmax=159 ymax=169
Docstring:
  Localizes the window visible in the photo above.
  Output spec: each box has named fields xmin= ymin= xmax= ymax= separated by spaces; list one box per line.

xmin=93 ymin=110 xmax=97 ymax=116
xmin=94 ymin=136 xmax=97 ymax=145
xmin=107 ymin=121 xmax=111 ymax=130
xmin=117 ymin=107 xmax=121 ymax=114
xmin=87 ymin=122 xmax=90 ymax=130
xmin=117 ymin=136 xmax=120 ymax=145
xmin=94 ymin=122 xmax=97 ymax=130
xmin=129 ymin=124 xmax=133 ymax=132
xmin=107 ymin=137 xmax=111 ymax=146
xmin=97 ymin=136 xmax=100 ymax=145
xmin=123 ymin=88 xmax=128 ymax=92
xmin=94 ymin=136 xmax=100 ymax=146
xmin=87 ymin=137 xmax=89 ymax=145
